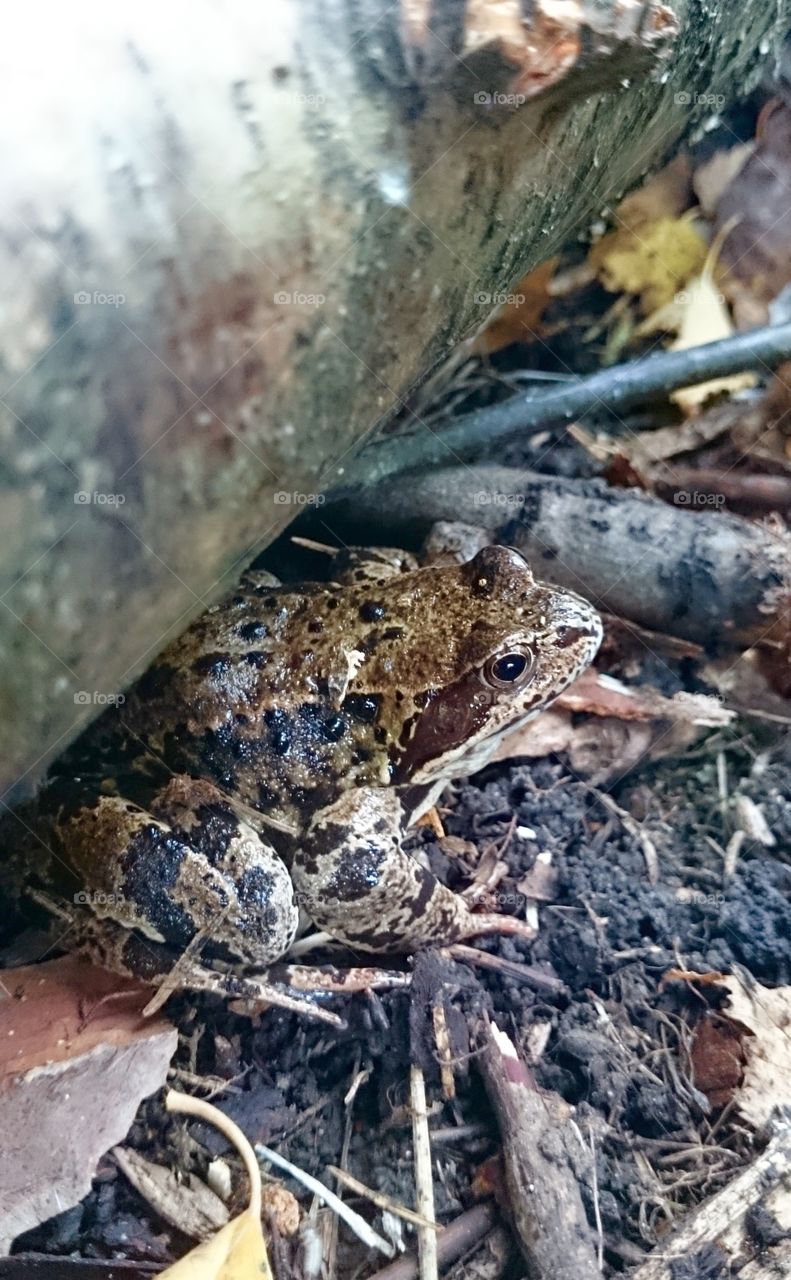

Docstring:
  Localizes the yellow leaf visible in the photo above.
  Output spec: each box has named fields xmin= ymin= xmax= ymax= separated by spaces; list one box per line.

xmin=589 ymin=216 xmax=708 ymax=314
xmin=160 ymin=1091 xmax=274 ymax=1280
xmin=158 ymin=1209 xmax=272 ymax=1280
xmin=669 ymin=274 xmax=756 ymax=414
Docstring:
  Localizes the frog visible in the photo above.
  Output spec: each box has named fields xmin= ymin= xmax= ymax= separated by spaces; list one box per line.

xmin=6 ymin=543 xmax=601 ymax=1015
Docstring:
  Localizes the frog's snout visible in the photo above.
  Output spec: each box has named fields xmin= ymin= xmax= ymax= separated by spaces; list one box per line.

xmin=549 ymin=591 xmax=603 ymax=665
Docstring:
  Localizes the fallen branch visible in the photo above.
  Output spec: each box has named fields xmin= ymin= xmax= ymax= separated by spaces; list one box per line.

xmin=630 ymin=1115 xmax=791 ymax=1279
xmin=342 ymin=322 xmax=791 ymax=491
xmin=330 ymin=465 xmax=791 ymax=649
xmin=477 ymin=1020 xmax=601 ymax=1279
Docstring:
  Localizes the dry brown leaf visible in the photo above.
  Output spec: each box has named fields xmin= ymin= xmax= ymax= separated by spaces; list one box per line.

xmin=616 ymin=154 xmax=694 ymax=230
xmin=473 ymin=257 xmax=558 ymax=354
xmin=721 ymin=976 xmax=791 ymax=1128
xmin=717 ymin=101 xmax=791 ymax=322
xmin=160 ymin=1091 xmax=274 ymax=1280
xmin=693 ymin=142 xmax=754 ymax=216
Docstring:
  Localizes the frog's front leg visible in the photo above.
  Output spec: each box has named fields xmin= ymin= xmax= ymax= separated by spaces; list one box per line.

xmin=292 ymin=788 xmax=536 ymax=953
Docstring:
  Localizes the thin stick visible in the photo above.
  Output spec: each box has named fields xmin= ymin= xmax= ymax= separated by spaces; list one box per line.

xmin=338 ymin=321 xmax=791 ymax=491
xmin=327 ymin=1165 xmax=440 ymax=1230
xmin=410 ymin=1065 xmax=439 ymax=1280
xmin=256 ymin=1143 xmax=393 ymax=1257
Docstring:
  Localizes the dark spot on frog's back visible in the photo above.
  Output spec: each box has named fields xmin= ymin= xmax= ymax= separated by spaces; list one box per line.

xmin=243 ymin=651 xmax=268 ymax=669
xmin=192 ymin=652 xmax=232 ymax=679
xmin=236 ymin=865 xmax=277 ymax=912
xmin=237 ymin=620 xmax=268 ymax=641
xmin=359 ymin=601 xmax=386 ymax=622
xmin=343 ymin=693 xmax=381 ymax=723
xmin=120 ymin=825 xmax=196 ymax=947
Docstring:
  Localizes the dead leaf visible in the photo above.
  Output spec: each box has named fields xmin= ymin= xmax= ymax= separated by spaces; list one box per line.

xmin=690 ymin=1013 xmax=748 ymax=1108
xmin=589 ymin=215 xmax=707 ymax=314
xmin=616 ymin=154 xmax=693 ymax=229
xmin=473 ymin=257 xmax=558 ymax=354
xmin=693 ymin=142 xmax=754 ymax=216
xmin=0 ymin=956 xmax=177 ymax=1253
xmin=667 ymin=273 xmax=757 ymax=413
xmin=721 ymin=976 xmax=791 ymax=1128
xmin=716 ymin=101 xmax=791 ymax=322
xmin=161 ymin=1091 xmax=274 ymax=1280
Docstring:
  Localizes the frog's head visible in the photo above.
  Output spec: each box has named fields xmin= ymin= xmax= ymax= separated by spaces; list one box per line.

xmin=349 ymin=546 xmax=602 ymax=786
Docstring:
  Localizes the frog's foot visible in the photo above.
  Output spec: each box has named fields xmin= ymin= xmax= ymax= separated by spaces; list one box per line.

xmin=39 ymin=906 xmax=346 ymax=1027
xmin=328 ymin=545 xmax=419 ymax=585
xmin=292 ymin=788 xmax=536 ymax=954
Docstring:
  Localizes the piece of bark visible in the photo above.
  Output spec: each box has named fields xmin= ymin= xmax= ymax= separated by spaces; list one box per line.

xmin=476 ymin=1020 xmax=601 ymax=1279
xmin=630 ymin=1116 xmax=791 ymax=1279
xmin=329 ymin=465 xmax=791 ymax=649
xmin=2 ymin=0 xmax=787 ymax=798
xmin=0 ymin=955 xmax=177 ymax=1254
xmin=112 ymin=1146 xmax=229 ymax=1241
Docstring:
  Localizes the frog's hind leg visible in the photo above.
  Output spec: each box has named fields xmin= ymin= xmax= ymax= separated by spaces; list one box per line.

xmin=292 ymin=787 xmax=536 ymax=953
xmin=46 ymin=775 xmax=299 ymax=970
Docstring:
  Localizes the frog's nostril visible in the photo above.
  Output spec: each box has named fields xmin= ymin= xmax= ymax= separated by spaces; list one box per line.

xmin=555 ymin=624 xmax=594 ymax=648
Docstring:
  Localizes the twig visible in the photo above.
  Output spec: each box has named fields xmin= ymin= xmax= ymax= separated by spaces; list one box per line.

xmin=597 ymin=794 xmax=659 ymax=885
xmin=445 ymin=943 xmax=566 ymax=995
xmin=365 ymin=1202 xmax=498 ymax=1280
xmin=327 ymin=1165 xmax=439 ymax=1231
xmin=339 ymin=321 xmax=791 ymax=491
xmin=410 ymin=1064 xmax=439 ymax=1280
xmin=256 ymin=1143 xmax=393 ymax=1257
xmin=477 ymin=1021 xmax=601 ymax=1278
xmin=431 ymin=1001 xmax=456 ymax=1100
xmin=589 ymin=1129 xmax=604 ymax=1271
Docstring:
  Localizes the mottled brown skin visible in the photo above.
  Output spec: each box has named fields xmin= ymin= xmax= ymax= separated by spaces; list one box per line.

xmin=13 ymin=546 xmax=602 ymax=992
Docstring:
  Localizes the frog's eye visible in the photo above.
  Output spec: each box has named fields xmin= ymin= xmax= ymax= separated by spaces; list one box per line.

xmin=483 ymin=649 xmax=534 ymax=688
